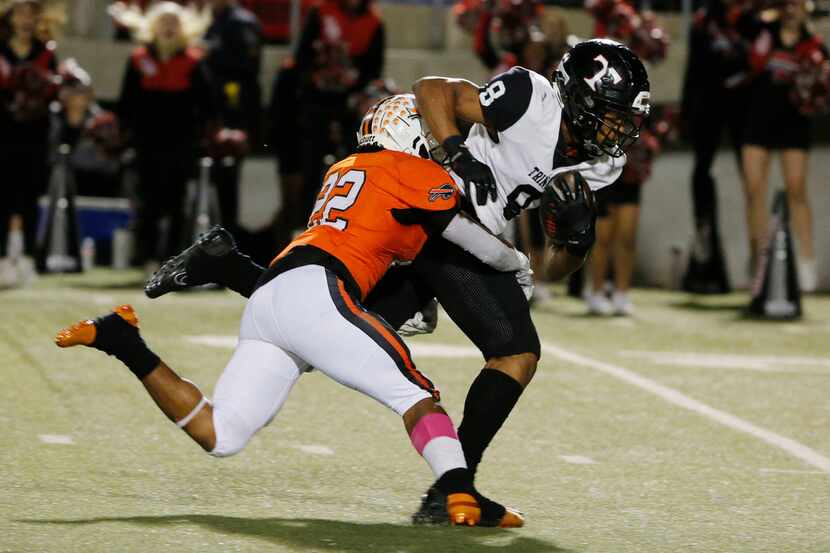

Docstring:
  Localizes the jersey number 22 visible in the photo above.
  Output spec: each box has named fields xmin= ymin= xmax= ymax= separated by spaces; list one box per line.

xmin=308 ymin=169 xmax=366 ymax=231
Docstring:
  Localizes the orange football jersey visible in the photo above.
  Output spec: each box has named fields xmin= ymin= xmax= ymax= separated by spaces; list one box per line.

xmin=272 ymin=150 xmax=458 ymax=299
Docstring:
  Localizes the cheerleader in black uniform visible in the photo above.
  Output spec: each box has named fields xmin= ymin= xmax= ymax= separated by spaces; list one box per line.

xmin=0 ymin=0 xmax=57 ymax=259
xmin=742 ymin=0 xmax=828 ymax=291
xmin=117 ymin=2 xmax=216 ymax=271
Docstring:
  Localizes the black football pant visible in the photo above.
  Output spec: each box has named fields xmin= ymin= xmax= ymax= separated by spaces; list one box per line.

xmin=365 ymin=238 xmax=540 ymax=360
xmin=368 ymin=239 xmax=538 ymax=478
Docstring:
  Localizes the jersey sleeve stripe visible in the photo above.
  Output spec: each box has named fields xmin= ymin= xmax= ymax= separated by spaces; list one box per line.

xmin=326 ymin=271 xmax=439 ymax=400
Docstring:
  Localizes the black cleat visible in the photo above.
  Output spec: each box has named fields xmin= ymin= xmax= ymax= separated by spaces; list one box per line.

xmin=411 ymin=484 xmax=524 ymax=528
xmin=412 ymin=485 xmax=450 ymax=526
xmin=144 ymin=226 xmax=237 ymax=299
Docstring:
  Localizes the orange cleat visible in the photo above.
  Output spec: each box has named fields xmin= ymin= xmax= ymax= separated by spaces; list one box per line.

xmin=413 ymin=485 xmax=523 ymax=528
xmin=55 ymin=305 xmax=138 ymax=348
xmin=495 ymin=507 xmax=525 ymax=528
xmin=113 ymin=305 xmax=139 ymax=328
xmin=447 ymin=493 xmax=481 ymax=527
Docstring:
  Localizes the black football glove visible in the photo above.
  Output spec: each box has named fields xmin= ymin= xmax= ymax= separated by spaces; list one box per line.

xmin=442 ymin=135 xmax=498 ymax=205
xmin=539 ymin=173 xmax=597 ymax=257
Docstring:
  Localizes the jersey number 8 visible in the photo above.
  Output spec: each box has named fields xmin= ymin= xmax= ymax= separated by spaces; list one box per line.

xmin=308 ymin=169 xmax=366 ymax=231
xmin=479 ymin=80 xmax=506 ymax=107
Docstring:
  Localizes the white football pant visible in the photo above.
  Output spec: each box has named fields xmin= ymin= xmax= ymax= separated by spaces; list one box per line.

xmin=210 ymin=264 xmax=436 ymax=457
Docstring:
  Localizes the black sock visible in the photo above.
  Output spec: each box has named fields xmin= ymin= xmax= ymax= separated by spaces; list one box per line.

xmin=191 ymin=249 xmax=265 ymax=298
xmin=434 ymin=467 xmax=473 ymax=495
xmin=457 ymin=369 xmax=524 ymax=475
xmin=93 ymin=313 xmax=160 ymax=380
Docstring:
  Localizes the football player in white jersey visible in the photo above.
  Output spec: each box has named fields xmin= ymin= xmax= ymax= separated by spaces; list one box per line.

xmin=404 ymin=37 xmax=649 ymax=521
xmin=415 ymin=37 xmax=650 ymax=249
xmin=142 ymin=38 xmax=651 ymax=528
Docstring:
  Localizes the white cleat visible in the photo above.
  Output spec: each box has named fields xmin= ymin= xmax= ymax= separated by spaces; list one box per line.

xmin=612 ymin=291 xmax=635 ymax=317
xmin=586 ymin=293 xmax=613 ymax=316
xmin=798 ymin=258 xmax=818 ymax=294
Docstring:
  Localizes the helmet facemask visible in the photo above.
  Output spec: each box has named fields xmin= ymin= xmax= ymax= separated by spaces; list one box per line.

xmin=573 ymin=94 xmax=645 ymax=158
xmin=559 ymin=74 xmax=648 ymax=158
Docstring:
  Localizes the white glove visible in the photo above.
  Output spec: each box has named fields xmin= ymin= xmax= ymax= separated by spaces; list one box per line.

xmin=514 ymin=250 xmax=534 ymax=301
xmin=512 ymin=248 xmax=531 ymax=274
xmin=397 ymin=298 xmax=439 ymax=337
xmin=516 ymin=268 xmax=534 ymax=301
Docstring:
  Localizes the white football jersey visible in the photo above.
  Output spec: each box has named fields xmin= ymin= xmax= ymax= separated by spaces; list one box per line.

xmin=457 ymin=66 xmax=626 ymax=235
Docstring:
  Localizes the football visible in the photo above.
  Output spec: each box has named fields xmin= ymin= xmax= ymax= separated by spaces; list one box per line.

xmin=539 ymin=172 xmax=589 ymax=242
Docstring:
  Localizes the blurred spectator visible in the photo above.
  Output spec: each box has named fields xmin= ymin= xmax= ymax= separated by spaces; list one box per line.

xmin=680 ymin=0 xmax=759 ymax=293
xmin=579 ymin=0 xmax=672 ymax=311
xmin=109 ymin=0 xmax=211 ymax=41
xmin=465 ymin=0 xmax=567 ymax=77
xmin=0 ymin=0 xmax=57 ymax=259
xmin=203 ymin=0 xmax=262 ymax=239
xmin=49 ymin=58 xmax=122 ymax=197
xmin=268 ymin=57 xmax=303 ymax=250
xmin=473 ymin=0 xmax=545 ymax=73
xmin=742 ymin=0 xmax=829 ymax=292
xmin=117 ymin=1 xmax=216 ymax=272
xmin=586 ymin=111 xmax=676 ymax=315
xmin=585 ymin=0 xmax=669 ymax=64
xmin=239 ymin=0 xmax=315 ymax=43
xmin=269 ymin=0 xmax=384 ymax=247
xmin=292 ymin=0 xmax=383 ymax=97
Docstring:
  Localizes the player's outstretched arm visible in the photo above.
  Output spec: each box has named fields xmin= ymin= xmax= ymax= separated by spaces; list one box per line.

xmin=441 ymin=212 xmax=529 ymax=273
xmin=413 ymin=77 xmax=497 ymax=205
xmin=395 ymin=207 xmax=533 ymax=299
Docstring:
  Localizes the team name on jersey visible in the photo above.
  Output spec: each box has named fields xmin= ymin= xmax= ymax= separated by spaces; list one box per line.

xmin=528 ymin=166 xmax=554 ymax=188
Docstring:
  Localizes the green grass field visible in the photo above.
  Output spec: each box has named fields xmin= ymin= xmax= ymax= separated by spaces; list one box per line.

xmin=2 ymin=270 xmax=830 ymax=553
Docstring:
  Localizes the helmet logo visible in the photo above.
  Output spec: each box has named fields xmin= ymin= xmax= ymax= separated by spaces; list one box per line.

xmin=583 ymin=55 xmax=622 ymax=92
xmin=632 ymin=90 xmax=651 ymax=115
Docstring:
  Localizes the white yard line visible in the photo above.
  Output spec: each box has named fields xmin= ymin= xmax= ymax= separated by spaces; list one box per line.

xmin=409 ymin=343 xmax=480 ymax=358
xmin=620 ymin=350 xmax=830 ymax=373
xmin=542 ymin=342 xmax=830 ymax=473
xmin=38 ymin=434 xmax=74 ymax=445
xmin=560 ymin=455 xmax=597 ymax=465
xmin=185 ymin=335 xmax=237 ymax=348
xmin=292 ymin=444 xmax=335 ymax=456
xmin=759 ymin=468 xmax=830 ymax=475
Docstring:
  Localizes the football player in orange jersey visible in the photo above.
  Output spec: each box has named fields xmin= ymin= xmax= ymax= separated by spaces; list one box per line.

xmin=56 ymin=95 xmax=529 ymax=528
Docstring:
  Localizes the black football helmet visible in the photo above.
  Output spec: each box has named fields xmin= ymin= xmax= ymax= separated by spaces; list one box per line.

xmin=553 ymin=38 xmax=650 ymax=158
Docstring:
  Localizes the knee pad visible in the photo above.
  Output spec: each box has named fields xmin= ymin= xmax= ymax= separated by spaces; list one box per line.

xmin=209 ymin=404 xmax=255 ymax=458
